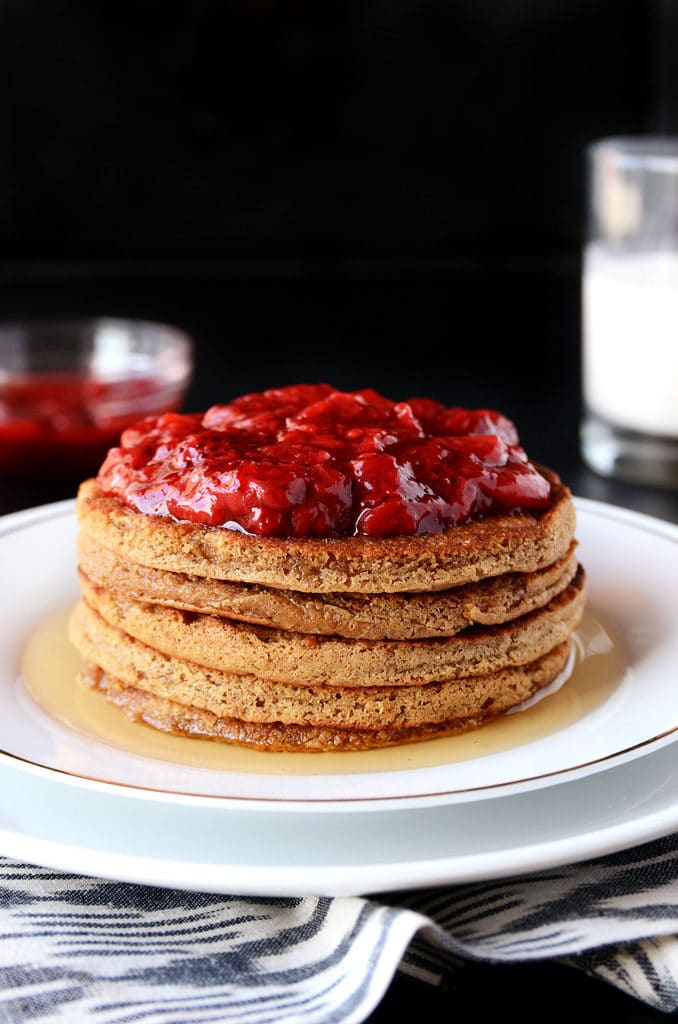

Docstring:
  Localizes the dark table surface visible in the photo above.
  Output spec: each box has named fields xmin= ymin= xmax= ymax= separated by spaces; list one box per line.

xmin=1 ymin=271 xmax=676 ymax=1021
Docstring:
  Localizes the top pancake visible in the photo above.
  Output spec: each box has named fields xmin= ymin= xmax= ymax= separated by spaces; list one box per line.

xmin=75 ymin=465 xmax=576 ymax=594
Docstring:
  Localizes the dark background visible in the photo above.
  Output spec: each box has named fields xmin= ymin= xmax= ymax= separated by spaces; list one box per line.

xmin=1 ymin=0 xmax=673 ymax=270
xmin=2 ymin=4 xmax=678 ymax=1020
xmin=2 ymin=0 xmax=677 ymax=508
xmin=2 ymin=0 xmax=676 ymax=428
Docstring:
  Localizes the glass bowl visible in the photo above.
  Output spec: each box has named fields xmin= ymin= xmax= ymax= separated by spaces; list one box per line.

xmin=0 ymin=318 xmax=194 ymax=482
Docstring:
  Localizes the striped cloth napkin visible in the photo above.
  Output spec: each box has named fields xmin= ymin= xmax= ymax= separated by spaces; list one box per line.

xmin=3 ymin=834 xmax=678 ymax=1023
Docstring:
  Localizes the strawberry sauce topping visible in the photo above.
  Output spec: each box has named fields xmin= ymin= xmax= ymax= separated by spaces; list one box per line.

xmin=97 ymin=383 xmax=552 ymax=538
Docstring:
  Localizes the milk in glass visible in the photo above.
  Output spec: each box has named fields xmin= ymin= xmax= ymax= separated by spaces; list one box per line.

xmin=583 ymin=245 xmax=678 ymax=439
xmin=580 ymin=136 xmax=678 ymax=485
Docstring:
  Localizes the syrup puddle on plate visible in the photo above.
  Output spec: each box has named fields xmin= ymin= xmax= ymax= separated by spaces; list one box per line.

xmin=17 ymin=602 xmax=627 ymax=778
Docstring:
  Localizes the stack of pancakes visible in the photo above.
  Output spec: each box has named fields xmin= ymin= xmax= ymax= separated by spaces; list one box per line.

xmin=69 ymin=466 xmax=585 ymax=752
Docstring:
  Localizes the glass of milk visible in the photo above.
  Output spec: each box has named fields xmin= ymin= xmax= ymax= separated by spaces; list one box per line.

xmin=581 ymin=137 xmax=678 ymax=488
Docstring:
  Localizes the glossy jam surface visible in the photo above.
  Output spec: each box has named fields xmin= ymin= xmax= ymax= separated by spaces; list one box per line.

xmin=0 ymin=374 xmax=182 ymax=481
xmin=98 ymin=383 xmax=552 ymax=538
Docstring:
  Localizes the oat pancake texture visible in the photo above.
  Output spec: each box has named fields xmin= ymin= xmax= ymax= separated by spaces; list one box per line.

xmin=69 ymin=601 xmax=572 ymax=734
xmin=76 ymin=567 xmax=584 ymax=686
xmin=79 ymin=653 xmax=570 ymax=753
xmin=75 ymin=468 xmax=576 ymax=594
xmin=77 ymin=530 xmax=579 ymax=640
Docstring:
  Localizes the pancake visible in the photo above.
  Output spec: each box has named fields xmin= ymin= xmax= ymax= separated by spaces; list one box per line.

xmin=68 ymin=387 xmax=585 ymax=753
xmin=75 ymin=468 xmax=576 ymax=594
xmin=77 ymin=530 xmax=579 ymax=640
xmin=78 ymin=646 xmax=571 ymax=752
xmin=77 ymin=567 xmax=585 ymax=685
xmin=70 ymin=601 xmax=573 ymax=741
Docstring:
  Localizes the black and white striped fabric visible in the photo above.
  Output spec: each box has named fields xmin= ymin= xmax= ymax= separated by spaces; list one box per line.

xmin=3 ymin=834 xmax=678 ymax=1022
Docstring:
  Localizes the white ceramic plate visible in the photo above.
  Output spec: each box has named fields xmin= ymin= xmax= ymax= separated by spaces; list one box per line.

xmin=2 ymin=728 xmax=678 ymax=895
xmin=2 ymin=497 xmax=678 ymax=811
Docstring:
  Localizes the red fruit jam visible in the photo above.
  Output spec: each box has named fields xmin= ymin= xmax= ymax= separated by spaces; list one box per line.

xmin=97 ymin=383 xmax=552 ymax=539
xmin=0 ymin=374 xmax=183 ymax=481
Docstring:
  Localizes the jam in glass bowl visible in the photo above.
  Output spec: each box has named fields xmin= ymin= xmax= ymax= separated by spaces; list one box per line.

xmin=0 ymin=318 xmax=194 ymax=483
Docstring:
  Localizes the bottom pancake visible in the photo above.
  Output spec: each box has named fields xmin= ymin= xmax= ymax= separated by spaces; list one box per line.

xmin=71 ymin=589 xmax=573 ymax=750
xmin=70 ymin=598 xmax=573 ymax=733
xmin=79 ymin=663 xmax=544 ymax=751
